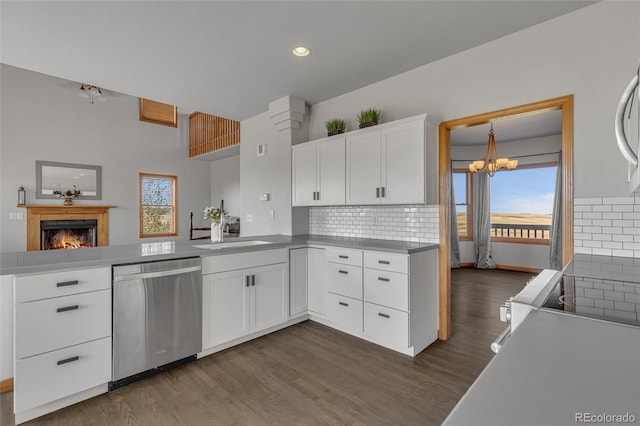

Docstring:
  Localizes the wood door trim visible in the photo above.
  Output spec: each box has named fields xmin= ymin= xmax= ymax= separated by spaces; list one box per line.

xmin=437 ymin=95 xmax=574 ymax=340
xmin=0 ymin=378 xmax=13 ymax=393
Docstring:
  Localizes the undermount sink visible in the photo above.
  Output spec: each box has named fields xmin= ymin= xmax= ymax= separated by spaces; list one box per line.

xmin=193 ymin=240 xmax=273 ymax=250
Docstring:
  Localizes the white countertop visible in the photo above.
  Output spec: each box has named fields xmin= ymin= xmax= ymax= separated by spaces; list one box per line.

xmin=0 ymin=234 xmax=438 ymax=275
xmin=443 ymin=310 xmax=640 ymax=426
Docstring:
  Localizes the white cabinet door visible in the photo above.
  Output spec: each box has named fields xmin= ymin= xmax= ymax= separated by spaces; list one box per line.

xmin=317 ymin=138 xmax=346 ymax=205
xmin=203 ymin=269 xmax=251 ymax=349
xmin=307 ymin=248 xmax=327 ymax=316
xmin=381 ymin=119 xmax=426 ymax=204
xmin=346 ymin=131 xmax=381 ymax=205
xmin=289 ymin=249 xmax=308 ymax=317
xmin=251 ymin=263 xmax=288 ymax=333
xmin=292 ymin=143 xmax=318 ymax=206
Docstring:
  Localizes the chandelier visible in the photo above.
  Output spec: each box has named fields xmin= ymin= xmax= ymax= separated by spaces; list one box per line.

xmin=468 ymin=123 xmax=518 ymax=177
xmin=78 ymin=84 xmax=106 ymax=104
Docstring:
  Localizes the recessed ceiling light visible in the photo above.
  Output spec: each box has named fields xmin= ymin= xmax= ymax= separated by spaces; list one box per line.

xmin=292 ymin=46 xmax=310 ymax=57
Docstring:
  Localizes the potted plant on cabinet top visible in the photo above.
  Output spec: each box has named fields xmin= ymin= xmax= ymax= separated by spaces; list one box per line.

xmin=357 ymin=108 xmax=381 ymax=129
xmin=325 ymin=118 xmax=347 ymax=137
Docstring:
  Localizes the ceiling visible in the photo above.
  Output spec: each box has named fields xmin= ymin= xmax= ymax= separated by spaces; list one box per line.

xmin=450 ymin=109 xmax=563 ymax=146
xmin=0 ymin=1 xmax=595 ymax=121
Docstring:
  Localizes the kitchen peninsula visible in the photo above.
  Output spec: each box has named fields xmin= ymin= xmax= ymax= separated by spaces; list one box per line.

xmin=0 ymin=235 xmax=438 ymax=423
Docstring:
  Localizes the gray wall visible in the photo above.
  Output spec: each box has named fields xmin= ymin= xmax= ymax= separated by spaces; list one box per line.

xmin=239 ymin=109 xmax=309 ymax=237
xmin=0 ymin=65 xmax=211 ymax=252
xmin=307 ymin=1 xmax=640 ymax=199
xmin=209 ymin=154 xmax=241 ymax=220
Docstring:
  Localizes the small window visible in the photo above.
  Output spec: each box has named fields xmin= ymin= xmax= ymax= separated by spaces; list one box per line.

xmin=490 ymin=163 xmax=557 ymax=243
xmin=139 ymin=173 xmax=177 ymax=238
xmin=453 ymin=170 xmax=472 ymax=240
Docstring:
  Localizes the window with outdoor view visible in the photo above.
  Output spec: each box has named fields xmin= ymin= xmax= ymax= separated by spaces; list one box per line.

xmin=139 ymin=173 xmax=177 ymax=237
xmin=453 ymin=170 xmax=472 ymax=239
xmin=490 ymin=164 xmax=557 ymax=242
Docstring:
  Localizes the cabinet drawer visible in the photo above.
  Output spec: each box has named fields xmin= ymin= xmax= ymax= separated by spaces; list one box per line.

xmin=364 ymin=303 xmax=408 ymax=348
xmin=327 ymin=293 xmax=363 ymax=334
xmin=327 ymin=263 xmax=362 ymax=300
xmin=15 ymin=267 xmax=110 ymax=303
xmin=202 ymin=248 xmax=287 ymax=274
xmin=14 ymin=337 xmax=111 ymax=413
xmin=326 ymin=248 xmax=362 ymax=267
xmin=16 ymin=290 xmax=111 ymax=359
xmin=364 ymin=269 xmax=408 ymax=311
xmin=364 ymin=251 xmax=408 ymax=274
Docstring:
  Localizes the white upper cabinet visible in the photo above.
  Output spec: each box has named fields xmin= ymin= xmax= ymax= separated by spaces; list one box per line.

xmin=380 ymin=118 xmax=426 ymax=204
xmin=292 ymin=137 xmax=345 ymax=206
xmin=347 ymin=114 xmax=427 ymax=205
xmin=293 ymin=114 xmax=431 ymax=207
xmin=346 ymin=132 xmax=382 ymax=205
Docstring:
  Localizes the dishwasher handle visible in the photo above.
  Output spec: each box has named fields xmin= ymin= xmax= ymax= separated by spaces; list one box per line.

xmin=114 ymin=265 xmax=201 ymax=282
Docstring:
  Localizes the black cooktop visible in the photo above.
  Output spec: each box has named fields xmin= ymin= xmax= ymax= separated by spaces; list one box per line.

xmin=541 ymin=275 xmax=640 ymax=327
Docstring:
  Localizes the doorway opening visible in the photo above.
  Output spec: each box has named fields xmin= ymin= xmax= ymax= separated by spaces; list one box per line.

xmin=437 ymin=95 xmax=574 ymax=340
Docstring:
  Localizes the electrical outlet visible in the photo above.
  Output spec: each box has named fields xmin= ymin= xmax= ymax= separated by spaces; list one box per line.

xmin=269 ymin=209 xmax=275 ymax=219
xmin=16 ymin=212 xmax=24 ymax=220
xmin=9 ymin=212 xmax=17 ymax=220
xmin=246 ymin=214 xmax=253 ymax=223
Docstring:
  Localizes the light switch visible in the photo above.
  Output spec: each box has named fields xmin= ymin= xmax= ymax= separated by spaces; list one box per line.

xmin=259 ymin=193 xmax=270 ymax=201
xmin=16 ymin=212 xmax=24 ymax=220
xmin=9 ymin=212 xmax=17 ymax=220
xmin=246 ymin=214 xmax=253 ymax=223
xmin=269 ymin=210 xmax=275 ymax=219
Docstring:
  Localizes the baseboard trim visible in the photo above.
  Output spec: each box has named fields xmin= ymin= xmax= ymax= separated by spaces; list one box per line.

xmin=495 ymin=264 xmax=542 ymax=274
xmin=0 ymin=378 xmax=13 ymax=393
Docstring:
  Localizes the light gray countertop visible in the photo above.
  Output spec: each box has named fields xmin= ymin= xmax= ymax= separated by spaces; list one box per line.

xmin=443 ymin=309 xmax=640 ymax=426
xmin=0 ymin=234 xmax=438 ymax=275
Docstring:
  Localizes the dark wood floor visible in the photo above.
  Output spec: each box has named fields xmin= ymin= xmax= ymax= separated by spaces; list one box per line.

xmin=0 ymin=268 xmax=532 ymax=426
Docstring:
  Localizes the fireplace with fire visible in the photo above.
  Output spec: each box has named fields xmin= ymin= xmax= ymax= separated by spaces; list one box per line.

xmin=41 ymin=220 xmax=98 ymax=250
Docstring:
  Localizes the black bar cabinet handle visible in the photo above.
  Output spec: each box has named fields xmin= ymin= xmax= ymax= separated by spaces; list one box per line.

xmin=378 ymin=277 xmax=390 ymax=282
xmin=57 ymin=356 xmax=79 ymax=366
xmin=378 ymin=260 xmax=391 ymax=265
xmin=338 ymin=255 xmax=349 ymax=259
xmin=338 ymin=270 xmax=348 ymax=275
xmin=56 ymin=305 xmax=79 ymax=313
xmin=251 ymin=274 xmax=256 ymax=286
xmin=381 ymin=187 xmax=386 ymax=197
xmin=246 ymin=275 xmax=250 ymax=287
xmin=378 ymin=313 xmax=390 ymax=319
xmin=339 ymin=301 xmax=349 ymax=307
xmin=316 ymin=191 xmax=320 ymax=200
xmin=376 ymin=187 xmax=380 ymax=198
xmin=56 ymin=280 xmax=79 ymax=288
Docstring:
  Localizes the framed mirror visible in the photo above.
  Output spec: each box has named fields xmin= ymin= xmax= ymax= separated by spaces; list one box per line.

xmin=36 ymin=160 xmax=102 ymax=200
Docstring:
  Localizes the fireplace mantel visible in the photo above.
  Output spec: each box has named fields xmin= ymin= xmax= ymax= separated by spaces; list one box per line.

xmin=18 ymin=205 xmax=116 ymax=251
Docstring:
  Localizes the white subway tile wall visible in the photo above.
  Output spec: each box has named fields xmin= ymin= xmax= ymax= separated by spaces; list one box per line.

xmin=572 ymin=277 xmax=640 ymax=323
xmin=574 ymin=196 xmax=640 ymax=258
xmin=309 ymin=204 xmax=439 ymax=243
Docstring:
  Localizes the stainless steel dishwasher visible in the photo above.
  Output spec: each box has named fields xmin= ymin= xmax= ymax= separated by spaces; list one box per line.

xmin=111 ymin=257 xmax=202 ymax=389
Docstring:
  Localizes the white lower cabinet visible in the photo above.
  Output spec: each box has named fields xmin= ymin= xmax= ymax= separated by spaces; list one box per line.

xmin=363 ymin=303 xmax=408 ymax=348
xmin=15 ymin=337 xmax=111 ymax=413
xmin=320 ymin=247 xmax=438 ymax=356
xmin=12 ymin=266 xmax=112 ymax=424
xmin=289 ymin=248 xmax=309 ymax=317
xmin=326 ymin=293 xmax=363 ymax=334
xmin=202 ymin=249 xmax=288 ymax=351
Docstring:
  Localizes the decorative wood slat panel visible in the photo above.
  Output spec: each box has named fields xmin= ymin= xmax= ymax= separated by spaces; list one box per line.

xmin=189 ymin=112 xmax=240 ymax=157
xmin=139 ymin=98 xmax=178 ymax=128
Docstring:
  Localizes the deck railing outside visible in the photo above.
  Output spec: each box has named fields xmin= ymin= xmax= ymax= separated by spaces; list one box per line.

xmin=491 ymin=223 xmax=550 ymax=240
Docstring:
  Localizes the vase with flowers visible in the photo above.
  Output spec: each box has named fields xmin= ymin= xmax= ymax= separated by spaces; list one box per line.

xmin=203 ymin=206 xmax=229 ymax=242
xmin=53 ymin=184 xmax=81 ymax=205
